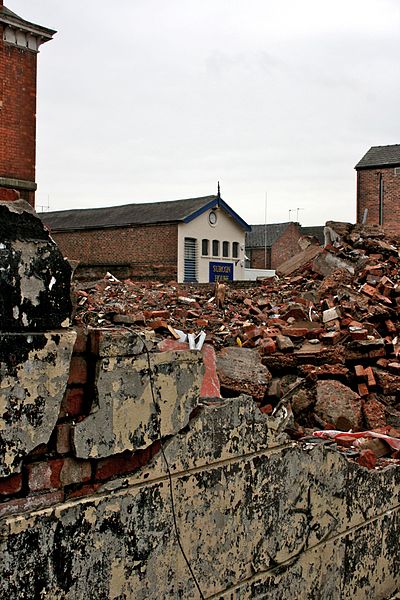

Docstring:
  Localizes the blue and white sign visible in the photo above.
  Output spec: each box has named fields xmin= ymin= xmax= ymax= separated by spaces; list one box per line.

xmin=209 ymin=262 xmax=234 ymax=282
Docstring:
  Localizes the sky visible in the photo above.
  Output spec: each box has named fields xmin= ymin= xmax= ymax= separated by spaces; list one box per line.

xmin=10 ymin=0 xmax=400 ymax=226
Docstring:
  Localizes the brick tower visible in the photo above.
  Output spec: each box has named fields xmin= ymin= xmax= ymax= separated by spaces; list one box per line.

xmin=0 ymin=2 xmax=55 ymax=207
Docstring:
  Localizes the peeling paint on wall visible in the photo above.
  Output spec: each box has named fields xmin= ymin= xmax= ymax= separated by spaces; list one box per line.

xmin=73 ymin=350 xmax=204 ymax=459
xmin=0 ymin=331 xmax=76 ymax=477
xmin=1 ymin=398 xmax=400 ymax=599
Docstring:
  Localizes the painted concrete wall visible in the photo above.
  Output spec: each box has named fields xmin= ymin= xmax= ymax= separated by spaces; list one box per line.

xmin=1 ymin=397 xmax=400 ymax=599
xmin=177 ymin=207 xmax=246 ymax=283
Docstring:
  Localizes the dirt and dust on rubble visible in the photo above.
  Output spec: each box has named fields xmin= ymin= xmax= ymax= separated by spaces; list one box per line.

xmin=73 ymin=221 xmax=400 ymax=471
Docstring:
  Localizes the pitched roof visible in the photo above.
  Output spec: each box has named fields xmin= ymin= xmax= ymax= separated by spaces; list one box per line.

xmin=1 ymin=5 xmax=56 ymax=39
xmin=301 ymin=226 xmax=325 ymax=245
xmin=245 ymin=222 xmax=295 ymax=248
xmin=355 ymin=145 xmax=400 ymax=169
xmin=41 ymin=195 xmax=251 ymax=232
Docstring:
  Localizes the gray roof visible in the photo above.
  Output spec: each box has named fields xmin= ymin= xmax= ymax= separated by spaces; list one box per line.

xmin=355 ymin=145 xmax=400 ymax=169
xmin=41 ymin=195 xmax=251 ymax=232
xmin=41 ymin=196 xmax=217 ymax=231
xmin=1 ymin=5 xmax=56 ymax=38
xmin=246 ymin=223 xmax=294 ymax=248
xmin=301 ymin=226 xmax=324 ymax=245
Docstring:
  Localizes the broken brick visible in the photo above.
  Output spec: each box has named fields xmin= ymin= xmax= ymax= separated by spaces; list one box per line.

xmin=67 ymin=356 xmax=87 ymax=385
xmin=362 ymin=396 xmax=387 ymax=430
xmin=314 ymin=380 xmax=362 ymax=431
xmin=357 ymin=449 xmax=377 ymax=470
xmin=276 ymin=335 xmax=294 ymax=353
xmin=0 ymin=473 xmax=22 ymax=496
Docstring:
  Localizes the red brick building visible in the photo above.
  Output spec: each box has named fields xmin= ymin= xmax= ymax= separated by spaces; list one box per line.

xmin=246 ymin=223 xmax=324 ymax=270
xmin=42 ymin=195 xmax=251 ymax=282
xmin=356 ymin=145 xmax=400 ymax=236
xmin=246 ymin=222 xmax=301 ymax=270
xmin=0 ymin=2 xmax=55 ymax=206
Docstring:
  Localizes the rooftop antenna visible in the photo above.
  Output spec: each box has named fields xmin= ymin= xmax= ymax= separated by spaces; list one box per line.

xmin=264 ymin=192 xmax=268 ymax=269
xmin=296 ymin=207 xmax=304 ymax=223
xmin=217 ymin=181 xmax=221 ymax=199
xmin=37 ymin=194 xmax=50 ymax=213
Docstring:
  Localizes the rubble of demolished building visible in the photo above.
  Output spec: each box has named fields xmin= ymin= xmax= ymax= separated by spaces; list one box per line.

xmin=73 ymin=220 xmax=400 ymax=471
xmin=1 ymin=200 xmax=400 ymax=598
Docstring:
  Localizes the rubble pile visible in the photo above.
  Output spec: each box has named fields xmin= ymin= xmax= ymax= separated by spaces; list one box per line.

xmin=73 ymin=222 xmax=400 ymax=469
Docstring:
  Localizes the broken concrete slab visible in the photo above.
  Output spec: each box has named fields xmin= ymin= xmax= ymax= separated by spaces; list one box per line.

xmin=277 ymin=244 xmax=323 ymax=276
xmin=312 ymin=250 xmax=355 ymax=277
xmin=0 ymin=330 xmax=76 ymax=477
xmin=314 ymin=379 xmax=362 ymax=430
xmin=72 ymin=350 xmax=204 ymax=459
xmin=0 ymin=201 xmax=72 ymax=331
xmin=1 ymin=397 xmax=400 ymax=599
xmin=89 ymin=327 xmax=148 ymax=357
xmin=216 ymin=347 xmax=272 ymax=400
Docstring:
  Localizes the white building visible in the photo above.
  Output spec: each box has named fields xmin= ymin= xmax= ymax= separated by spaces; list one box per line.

xmin=42 ymin=192 xmax=251 ymax=283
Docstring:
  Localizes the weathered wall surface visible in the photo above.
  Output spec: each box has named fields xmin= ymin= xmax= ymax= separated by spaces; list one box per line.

xmin=1 ymin=398 xmax=400 ymax=599
xmin=1 ymin=203 xmax=400 ymax=599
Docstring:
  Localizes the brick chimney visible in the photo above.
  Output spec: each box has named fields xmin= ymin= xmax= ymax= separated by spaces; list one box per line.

xmin=0 ymin=5 xmax=55 ymax=208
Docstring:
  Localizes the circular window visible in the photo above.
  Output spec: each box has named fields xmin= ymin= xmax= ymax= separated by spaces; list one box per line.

xmin=209 ymin=211 xmax=217 ymax=225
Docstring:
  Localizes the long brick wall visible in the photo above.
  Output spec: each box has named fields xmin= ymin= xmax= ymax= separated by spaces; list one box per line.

xmin=51 ymin=223 xmax=179 ymax=280
xmin=357 ymin=166 xmax=400 ymax=236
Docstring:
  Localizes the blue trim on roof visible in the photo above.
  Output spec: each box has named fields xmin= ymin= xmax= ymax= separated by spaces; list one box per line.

xmin=183 ymin=197 xmax=251 ymax=231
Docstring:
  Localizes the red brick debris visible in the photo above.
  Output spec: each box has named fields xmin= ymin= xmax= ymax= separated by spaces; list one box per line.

xmin=73 ymin=222 xmax=400 ymax=470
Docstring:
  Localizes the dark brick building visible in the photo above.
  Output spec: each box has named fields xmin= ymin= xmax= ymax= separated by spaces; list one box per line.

xmin=0 ymin=2 xmax=55 ymax=206
xmin=246 ymin=223 xmax=324 ymax=270
xmin=246 ymin=222 xmax=302 ymax=270
xmin=356 ymin=145 xmax=400 ymax=236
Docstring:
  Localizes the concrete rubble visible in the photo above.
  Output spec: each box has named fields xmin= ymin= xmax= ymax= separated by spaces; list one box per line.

xmin=72 ymin=221 xmax=400 ymax=470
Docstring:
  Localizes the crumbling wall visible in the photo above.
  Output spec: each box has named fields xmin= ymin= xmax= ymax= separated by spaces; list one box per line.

xmin=1 ymin=203 xmax=400 ymax=599
xmin=1 ymin=394 xmax=400 ymax=599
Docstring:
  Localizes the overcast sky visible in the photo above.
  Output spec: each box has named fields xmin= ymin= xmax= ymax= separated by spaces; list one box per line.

xmin=11 ymin=0 xmax=400 ymax=225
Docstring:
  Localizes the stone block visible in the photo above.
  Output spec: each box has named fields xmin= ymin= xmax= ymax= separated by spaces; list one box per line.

xmin=0 ymin=330 xmax=76 ymax=477
xmin=217 ymin=347 xmax=272 ymax=400
xmin=199 ymin=344 xmax=220 ymax=398
xmin=0 ymin=473 xmax=22 ymax=496
xmin=67 ymin=356 xmax=87 ymax=385
xmin=314 ymin=380 xmax=362 ymax=430
xmin=276 ymin=335 xmax=294 ymax=353
xmin=89 ymin=327 xmax=147 ymax=357
xmin=27 ymin=458 xmax=91 ymax=492
xmin=59 ymin=387 xmax=85 ymax=418
xmin=72 ymin=350 xmax=204 ymax=459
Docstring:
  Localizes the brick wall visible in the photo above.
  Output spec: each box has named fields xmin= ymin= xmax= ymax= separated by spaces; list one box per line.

xmin=249 ymin=223 xmax=302 ymax=269
xmin=270 ymin=222 xmax=302 ymax=268
xmin=357 ymin=166 xmax=400 ymax=236
xmin=249 ymin=247 xmax=271 ymax=269
xmin=50 ymin=223 xmax=179 ymax=280
xmin=0 ymin=22 xmax=37 ymax=207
